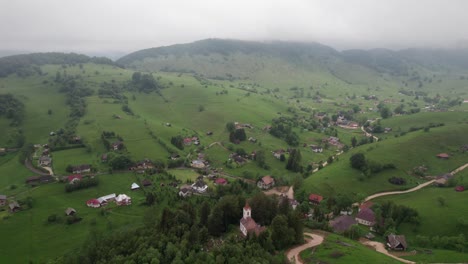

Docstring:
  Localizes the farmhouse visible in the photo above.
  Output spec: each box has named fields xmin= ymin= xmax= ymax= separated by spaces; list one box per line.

xmin=9 ymin=201 xmax=20 ymax=212
xmin=272 ymin=149 xmax=286 ymax=159
xmin=309 ymin=194 xmax=323 ymax=205
xmin=179 ymin=185 xmax=193 ymax=197
xmin=65 ymin=208 xmax=76 ymax=216
xmin=38 ymin=156 xmax=52 ymax=166
xmin=86 ymin=199 xmax=100 ymax=208
xmin=191 ymin=159 xmax=206 ymax=169
xmin=215 ymin=178 xmax=228 ymax=185
xmin=436 ymin=153 xmax=450 ymax=159
xmin=329 ymin=215 xmax=357 ymax=233
xmin=67 ymin=174 xmax=82 ymax=184
xmin=115 ymin=194 xmax=131 ymax=206
xmin=257 ymin=175 xmax=275 ymax=189
xmin=0 ymin=194 xmax=7 ymax=206
xmin=191 ymin=180 xmax=208 ymax=193
xmin=239 ymin=203 xmax=265 ymax=237
xmin=72 ymin=164 xmax=91 ymax=174
xmin=387 ymin=234 xmax=408 ymax=251
xmin=310 ymin=145 xmax=323 ymax=153
xmin=111 ymin=141 xmax=123 ymax=151
xmin=97 ymin=193 xmax=116 ymax=205
xmin=355 ymin=208 xmax=375 ymax=226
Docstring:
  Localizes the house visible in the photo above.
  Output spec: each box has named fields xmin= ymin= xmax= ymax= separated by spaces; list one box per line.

xmin=115 ymin=194 xmax=131 ymax=206
xmin=359 ymin=201 xmax=374 ymax=212
xmin=239 ymin=203 xmax=265 ymax=237
xmin=248 ymin=137 xmax=257 ymax=143
xmin=191 ymin=180 xmax=208 ymax=193
xmin=65 ymin=207 xmax=76 ymax=216
xmin=67 ymin=174 xmax=82 ymax=184
xmin=310 ymin=145 xmax=323 ymax=153
xmin=436 ymin=153 xmax=450 ymax=159
xmin=97 ymin=193 xmax=116 ymax=205
xmin=142 ymin=179 xmax=152 ymax=187
xmin=206 ymin=131 xmax=213 ymax=136
xmin=434 ymin=173 xmax=453 ymax=187
xmin=0 ymin=194 xmax=7 ymax=206
xmin=9 ymin=201 xmax=20 ymax=212
xmin=131 ymin=183 xmax=140 ymax=190
xmin=179 ymin=185 xmax=193 ymax=197
xmin=86 ymin=199 xmax=100 ymax=208
xmin=387 ymin=234 xmax=408 ymax=251
xmin=309 ymin=194 xmax=323 ymax=205
xmin=183 ymin=138 xmax=192 ymax=146
xmin=215 ymin=178 xmax=228 ymax=185
xmin=111 ymin=141 xmax=123 ymax=151
xmin=355 ymin=208 xmax=375 ymax=226
xmin=101 ymin=153 xmax=108 ymax=163
xmin=191 ymin=159 xmax=206 ymax=169
xmin=38 ymin=156 xmax=52 ymax=166
xmin=272 ymin=149 xmax=286 ymax=159
xmin=329 ymin=215 xmax=357 ymax=233
xmin=72 ymin=164 xmax=91 ymax=174
xmin=170 ymin=153 xmax=181 ymax=160
xmin=257 ymin=175 xmax=275 ymax=189
xmin=455 ymin=186 xmax=465 ymax=192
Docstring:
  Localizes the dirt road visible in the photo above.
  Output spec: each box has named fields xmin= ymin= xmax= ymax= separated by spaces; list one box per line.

xmin=360 ymin=239 xmax=415 ymax=264
xmin=364 ymin=180 xmax=435 ymax=202
xmin=286 ymin=233 xmax=324 ymax=264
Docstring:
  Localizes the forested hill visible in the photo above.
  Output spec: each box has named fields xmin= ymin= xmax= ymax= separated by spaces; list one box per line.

xmin=118 ymin=39 xmax=468 ymax=80
xmin=0 ymin=52 xmax=116 ymax=77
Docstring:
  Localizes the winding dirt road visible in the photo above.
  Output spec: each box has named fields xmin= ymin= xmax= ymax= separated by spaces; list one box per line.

xmin=286 ymin=233 xmax=324 ymax=264
xmin=360 ymin=239 xmax=415 ymax=264
xmin=364 ymin=180 xmax=435 ymax=202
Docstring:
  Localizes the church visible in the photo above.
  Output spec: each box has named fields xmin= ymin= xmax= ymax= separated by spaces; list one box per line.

xmin=239 ymin=203 xmax=265 ymax=236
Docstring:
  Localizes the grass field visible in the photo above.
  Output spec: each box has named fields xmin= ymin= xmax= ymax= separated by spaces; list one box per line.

xmin=402 ymin=249 xmax=468 ymax=263
xmin=300 ymin=233 xmax=400 ymax=264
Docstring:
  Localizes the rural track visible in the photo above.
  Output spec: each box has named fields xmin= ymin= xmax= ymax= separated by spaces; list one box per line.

xmin=286 ymin=232 xmax=324 ymax=264
xmin=364 ymin=162 xmax=468 ymax=202
xmin=24 ymin=159 xmax=50 ymax=176
xmin=359 ymin=239 xmax=415 ymax=264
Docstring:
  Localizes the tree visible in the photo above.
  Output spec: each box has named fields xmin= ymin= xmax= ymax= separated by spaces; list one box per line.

xmin=199 ymin=201 xmax=210 ymax=227
xmin=286 ymin=149 xmax=302 ymax=172
xmin=351 ymin=136 xmax=357 ymax=148
xmin=270 ymin=215 xmax=295 ymax=249
xmin=109 ymin=155 xmax=132 ymax=170
xmin=350 ymin=153 xmax=366 ymax=171
xmin=131 ymin=71 xmax=141 ymax=83
xmin=380 ymin=107 xmax=392 ymax=119
xmin=437 ymin=196 xmax=446 ymax=207
xmin=226 ymin=122 xmax=235 ymax=133
xmin=255 ymin=150 xmax=267 ymax=168
xmin=198 ymin=105 xmax=205 ymax=112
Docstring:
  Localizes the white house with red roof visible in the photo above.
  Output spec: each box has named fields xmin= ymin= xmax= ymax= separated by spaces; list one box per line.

xmin=309 ymin=194 xmax=323 ymax=205
xmin=86 ymin=199 xmax=100 ymax=208
xmin=67 ymin=174 xmax=82 ymax=184
xmin=239 ymin=203 xmax=265 ymax=237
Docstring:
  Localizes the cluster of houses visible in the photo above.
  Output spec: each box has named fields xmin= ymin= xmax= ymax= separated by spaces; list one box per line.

xmin=86 ymin=193 xmax=132 ymax=208
xmin=37 ymin=144 xmax=52 ymax=167
xmin=0 ymin=195 xmax=21 ymax=213
xmin=129 ymin=159 xmax=154 ymax=173
xmin=111 ymin=141 xmax=124 ymax=151
xmin=322 ymin=136 xmax=344 ymax=148
xmin=184 ymin=136 xmax=200 ymax=146
xmin=336 ymin=115 xmax=359 ymax=129
xmin=179 ymin=173 xmax=230 ymax=197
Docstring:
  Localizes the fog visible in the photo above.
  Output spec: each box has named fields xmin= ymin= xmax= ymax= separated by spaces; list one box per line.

xmin=1 ymin=0 xmax=467 ymax=56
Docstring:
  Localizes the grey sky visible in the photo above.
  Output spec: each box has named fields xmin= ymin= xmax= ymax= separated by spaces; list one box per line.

xmin=1 ymin=0 xmax=467 ymax=55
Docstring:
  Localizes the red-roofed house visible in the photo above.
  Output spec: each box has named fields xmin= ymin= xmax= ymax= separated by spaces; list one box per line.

xmin=183 ymin=138 xmax=192 ymax=146
xmin=436 ymin=153 xmax=450 ymax=159
xmin=355 ymin=208 xmax=375 ymax=226
xmin=67 ymin=174 xmax=82 ymax=184
xmin=239 ymin=203 xmax=265 ymax=237
xmin=359 ymin=201 xmax=374 ymax=212
xmin=215 ymin=178 xmax=228 ymax=185
xmin=257 ymin=175 xmax=275 ymax=189
xmin=309 ymin=194 xmax=323 ymax=205
xmin=86 ymin=199 xmax=100 ymax=208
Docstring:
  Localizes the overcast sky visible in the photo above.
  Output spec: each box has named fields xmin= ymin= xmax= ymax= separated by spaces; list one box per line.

xmin=1 ymin=0 xmax=468 ymax=56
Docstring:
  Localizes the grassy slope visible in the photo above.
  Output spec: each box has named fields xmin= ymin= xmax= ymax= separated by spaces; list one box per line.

xmin=300 ymin=234 xmax=400 ymax=264
xmin=301 ymin=124 xmax=468 ymax=197
xmin=375 ymin=169 xmax=468 ymax=239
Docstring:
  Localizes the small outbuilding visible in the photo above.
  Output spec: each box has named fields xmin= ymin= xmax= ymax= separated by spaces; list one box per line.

xmin=387 ymin=234 xmax=408 ymax=251
xmin=131 ymin=183 xmax=140 ymax=190
xmin=86 ymin=199 xmax=100 ymax=208
xmin=65 ymin=207 xmax=76 ymax=216
xmin=436 ymin=153 xmax=450 ymax=159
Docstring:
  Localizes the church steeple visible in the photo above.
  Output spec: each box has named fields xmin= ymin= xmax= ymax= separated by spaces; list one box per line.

xmin=243 ymin=203 xmax=251 ymax=219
